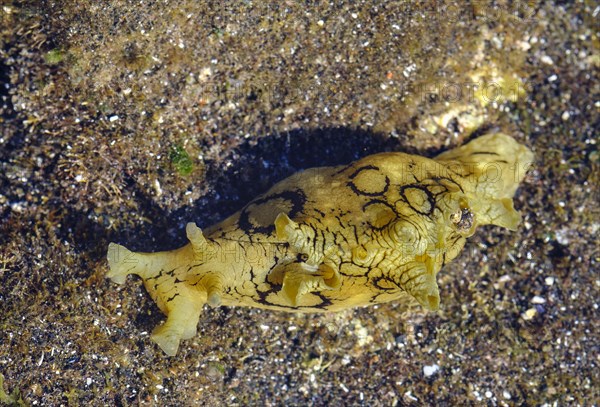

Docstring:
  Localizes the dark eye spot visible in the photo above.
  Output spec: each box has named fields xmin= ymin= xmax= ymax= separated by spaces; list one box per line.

xmin=452 ymin=208 xmax=474 ymax=232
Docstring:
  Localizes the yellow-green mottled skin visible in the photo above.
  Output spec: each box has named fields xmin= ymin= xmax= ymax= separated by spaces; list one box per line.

xmin=107 ymin=133 xmax=533 ymax=355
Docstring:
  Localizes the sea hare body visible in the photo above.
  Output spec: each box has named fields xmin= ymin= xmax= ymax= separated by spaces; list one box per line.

xmin=107 ymin=133 xmax=533 ymax=355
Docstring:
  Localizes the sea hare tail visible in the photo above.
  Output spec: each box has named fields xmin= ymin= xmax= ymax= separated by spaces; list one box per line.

xmin=106 ymin=242 xmax=139 ymax=284
xmin=106 ymin=240 xmax=197 ymax=283
xmin=106 ymin=231 xmax=209 ymax=356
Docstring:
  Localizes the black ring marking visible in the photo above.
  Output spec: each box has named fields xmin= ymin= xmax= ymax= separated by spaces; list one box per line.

xmin=346 ymin=165 xmax=390 ymax=197
xmin=398 ymin=184 xmax=436 ymax=216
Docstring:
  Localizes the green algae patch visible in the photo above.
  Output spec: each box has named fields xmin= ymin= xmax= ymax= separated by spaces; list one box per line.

xmin=44 ymin=49 xmax=66 ymax=65
xmin=169 ymin=144 xmax=194 ymax=176
xmin=0 ymin=374 xmax=24 ymax=406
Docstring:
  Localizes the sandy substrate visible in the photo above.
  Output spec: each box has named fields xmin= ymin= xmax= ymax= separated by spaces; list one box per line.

xmin=1 ymin=1 xmax=598 ymax=405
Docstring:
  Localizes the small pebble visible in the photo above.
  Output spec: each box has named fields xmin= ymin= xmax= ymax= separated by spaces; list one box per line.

xmin=532 ymin=296 xmax=546 ymax=304
xmin=522 ymin=308 xmax=537 ymax=320
xmin=423 ymin=364 xmax=440 ymax=377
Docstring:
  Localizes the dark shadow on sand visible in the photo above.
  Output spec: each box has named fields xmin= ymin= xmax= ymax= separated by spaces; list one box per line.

xmin=58 ymin=127 xmax=440 ymax=258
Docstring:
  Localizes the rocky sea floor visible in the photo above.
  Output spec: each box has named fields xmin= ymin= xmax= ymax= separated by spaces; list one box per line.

xmin=0 ymin=1 xmax=598 ymax=405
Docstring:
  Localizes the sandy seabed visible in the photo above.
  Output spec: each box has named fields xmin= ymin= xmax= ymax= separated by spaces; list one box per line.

xmin=0 ymin=1 xmax=598 ymax=405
